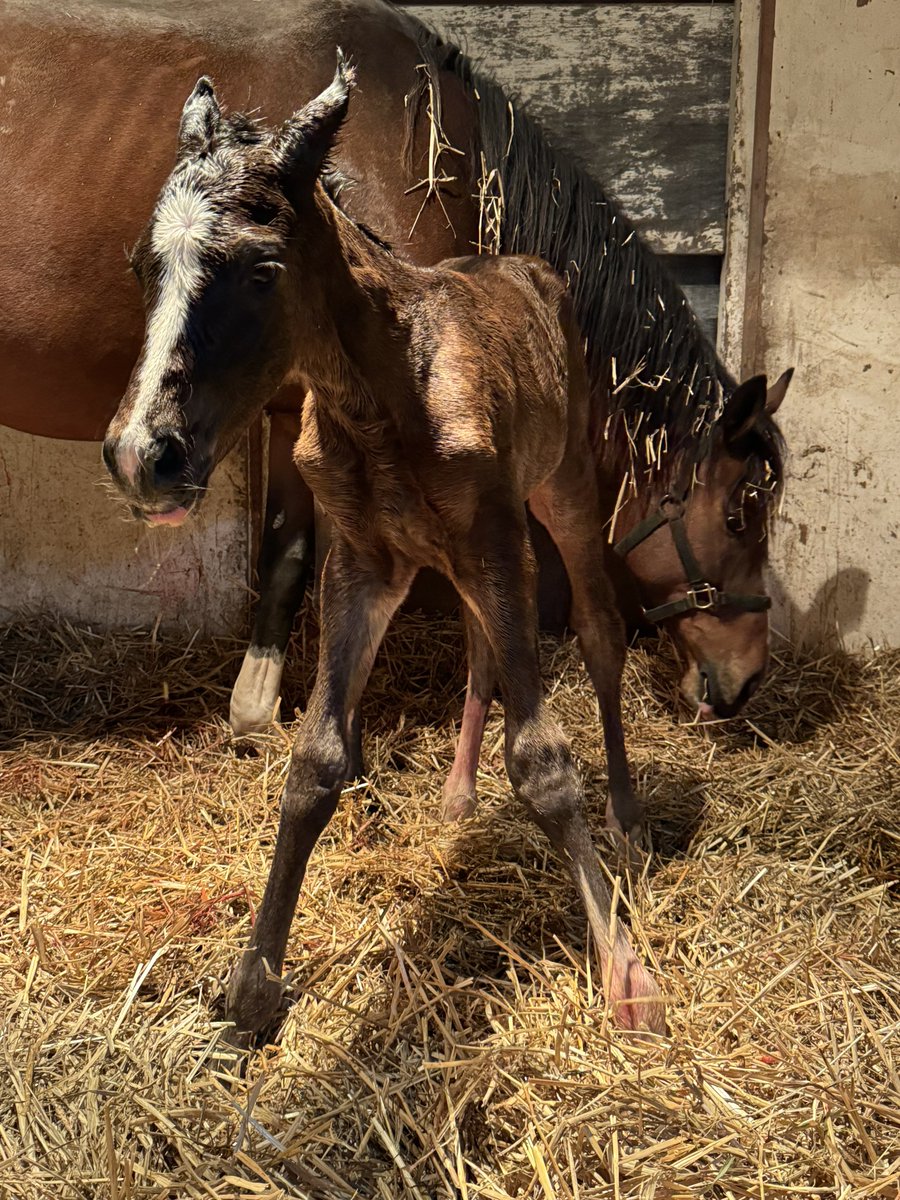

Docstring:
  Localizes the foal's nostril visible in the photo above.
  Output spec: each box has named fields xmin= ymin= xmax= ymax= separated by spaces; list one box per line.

xmin=150 ymin=434 xmax=187 ymax=485
xmin=101 ymin=438 xmax=118 ymax=479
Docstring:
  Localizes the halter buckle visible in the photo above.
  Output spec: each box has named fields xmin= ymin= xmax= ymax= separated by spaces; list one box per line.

xmin=659 ymin=493 xmax=685 ymax=520
xmin=687 ymin=583 xmax=719 ymax=611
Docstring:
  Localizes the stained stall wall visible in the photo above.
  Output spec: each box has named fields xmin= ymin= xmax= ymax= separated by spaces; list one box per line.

xmin=722 ymin=0 xmax=900 ymax=651
xmin=0 ymin=434 xmax=252 ymax=633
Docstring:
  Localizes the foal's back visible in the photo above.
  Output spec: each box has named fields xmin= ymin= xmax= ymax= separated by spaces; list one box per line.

xmin=417 ymin=255 xmax=586 ymax=486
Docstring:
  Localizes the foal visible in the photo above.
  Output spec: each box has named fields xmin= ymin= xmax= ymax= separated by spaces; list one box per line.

xmin=112 ymin=55 xmax=664 ymax=1035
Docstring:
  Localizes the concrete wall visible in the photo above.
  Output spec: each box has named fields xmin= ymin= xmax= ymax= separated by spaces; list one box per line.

xmin=722 ymin=0 xmax=900 ymax=651
xmin=0 ymin=430 xmax=252 ymax=633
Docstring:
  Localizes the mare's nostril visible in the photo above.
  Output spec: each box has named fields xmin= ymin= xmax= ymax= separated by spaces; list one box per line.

xmin=151 ymin=434 xmax=187 ymax=485
xmin=732 ymin=669 xmax=765 ymax=714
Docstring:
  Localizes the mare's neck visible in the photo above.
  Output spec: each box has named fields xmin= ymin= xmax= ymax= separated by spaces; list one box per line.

xmin=289 ymin=185 xmax=414 ymax=410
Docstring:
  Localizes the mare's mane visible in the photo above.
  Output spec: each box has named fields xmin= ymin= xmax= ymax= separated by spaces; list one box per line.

xmin=405 ymin=22 xmax=784 ymax=504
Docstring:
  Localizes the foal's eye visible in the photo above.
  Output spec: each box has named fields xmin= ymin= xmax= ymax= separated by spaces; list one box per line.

xmin=251 ymin=261 xmax=283 ymax=288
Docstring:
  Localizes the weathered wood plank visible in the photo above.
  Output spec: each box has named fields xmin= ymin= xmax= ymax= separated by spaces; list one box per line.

xmin=406 ymin=4 xmax=733 ymax=254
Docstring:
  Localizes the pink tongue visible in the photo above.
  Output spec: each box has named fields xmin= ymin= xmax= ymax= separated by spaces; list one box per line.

xmin=697 ymin=702 xmax=716 ymax=721
xmin=146 ymin=506 xmax=189 ymax=527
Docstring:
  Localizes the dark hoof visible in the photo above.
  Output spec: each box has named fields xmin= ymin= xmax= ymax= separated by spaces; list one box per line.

xmin=224 ymin=950 xmax=287 ymax=1041
xmin=603 ymin=822 xmax=648 ymax=875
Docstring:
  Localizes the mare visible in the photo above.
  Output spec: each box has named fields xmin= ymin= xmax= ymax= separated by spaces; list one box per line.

xmin=106 ymin=58 xmax=665 ymax=1035
xmin=2 ymin=0 xmax=791 ymax=744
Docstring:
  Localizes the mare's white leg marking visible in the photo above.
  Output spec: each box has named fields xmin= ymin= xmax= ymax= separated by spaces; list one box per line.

xmin=230 ymin=648 xmax=287 ymax=735
xmin=121 ymin=181 xmax=215 ymax=481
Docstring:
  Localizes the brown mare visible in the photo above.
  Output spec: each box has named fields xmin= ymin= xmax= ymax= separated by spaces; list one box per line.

xmin=105 ymin=55 xmax=668 ymax=1034
xmin=2 ymin=0 xmax=791 ymax=748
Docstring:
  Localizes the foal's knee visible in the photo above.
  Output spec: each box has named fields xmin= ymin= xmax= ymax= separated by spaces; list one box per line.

xmin=283 ymin=722 xmax=350 ymax=820
xmin=506 ymin=717 xmax=583 ymax=837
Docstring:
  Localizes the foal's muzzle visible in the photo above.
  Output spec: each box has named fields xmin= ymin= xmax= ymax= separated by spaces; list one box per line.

xmin=103 ymin=427 xmax=199 ymax=520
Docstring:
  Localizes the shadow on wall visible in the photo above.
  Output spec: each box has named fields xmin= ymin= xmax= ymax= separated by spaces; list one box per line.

xmin=771 ymin=566 xmax=871 ymax=652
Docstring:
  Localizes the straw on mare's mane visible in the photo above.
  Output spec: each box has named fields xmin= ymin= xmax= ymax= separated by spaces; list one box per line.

xmin=405 ymin=26 xmax=785 ymax=507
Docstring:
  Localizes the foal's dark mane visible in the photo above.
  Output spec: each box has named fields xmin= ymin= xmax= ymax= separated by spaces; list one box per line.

xmin=406 ymin=23 xmax=784 ymax=502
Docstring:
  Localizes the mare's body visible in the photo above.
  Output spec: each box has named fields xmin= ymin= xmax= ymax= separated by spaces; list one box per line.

xmin=3 ymin=0 xmax=789 ymax=740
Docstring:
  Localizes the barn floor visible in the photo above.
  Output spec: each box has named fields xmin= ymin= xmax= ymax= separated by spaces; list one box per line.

xmin=1 ymin=610 xmax=898 ymax=1199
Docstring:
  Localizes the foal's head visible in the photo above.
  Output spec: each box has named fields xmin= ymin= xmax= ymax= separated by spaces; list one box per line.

xmin=103 ymin=54 xmax=355 ymax=524
xmin=615 ymin=369 xmax=792 ymax=719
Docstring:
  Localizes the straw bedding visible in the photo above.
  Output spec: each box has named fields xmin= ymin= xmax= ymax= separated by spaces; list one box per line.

xmin=1 ymin=609 xmax=897 ymax=1198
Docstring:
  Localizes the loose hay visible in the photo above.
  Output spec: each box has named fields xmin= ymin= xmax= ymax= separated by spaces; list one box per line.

xmin=1 ymin=611 xmax=898 ymax=1198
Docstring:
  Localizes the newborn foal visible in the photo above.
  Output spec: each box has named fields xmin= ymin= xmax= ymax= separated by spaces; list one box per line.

xmin=113 ymin=55 xmax=664 ymax=1035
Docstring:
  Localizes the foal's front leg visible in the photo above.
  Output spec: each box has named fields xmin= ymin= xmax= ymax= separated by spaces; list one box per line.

xmin=455 ymin=510 xmax=664 ymax=1033
xmin=225 ymin=539 xmax=414 ymax=1037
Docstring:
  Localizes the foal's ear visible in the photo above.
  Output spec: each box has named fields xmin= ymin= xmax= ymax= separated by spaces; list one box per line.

xmin=765 ymin=367 xmax=794 ymax=416
xmin=275 ymin=48 xmax=356 ymax=189
xmin=179 ymin=76 xmax=221 ymax=156
xmin=722 ymin=374 xmax=768 ymax=444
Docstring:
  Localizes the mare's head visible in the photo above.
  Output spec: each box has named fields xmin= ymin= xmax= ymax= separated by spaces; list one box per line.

xmin=614 ymin=370 xmax=792 ymax=719
xmin=103 ymin=55 xmax=355 ymax=524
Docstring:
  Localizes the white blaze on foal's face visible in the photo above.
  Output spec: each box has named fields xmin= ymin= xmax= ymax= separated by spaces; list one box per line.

xmin=128 ymin=180 xmax=216 ymax=445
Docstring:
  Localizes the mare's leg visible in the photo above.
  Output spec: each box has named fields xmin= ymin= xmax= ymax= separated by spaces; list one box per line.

xmin=225 ymin=539 xmax=414 ymax=1035
xmin=230 ymin=413 xmax=313 ymax=736
xmin=530 ymin=471 xmax=643 ymax=841
xmin=455 ymin=506 xmax=663 ymax=1033
xmin=442 ymin=602 xmax=497 ymax=822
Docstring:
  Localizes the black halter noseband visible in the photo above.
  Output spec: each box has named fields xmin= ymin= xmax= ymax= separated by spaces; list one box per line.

xmin=613 ymin=494 xmax=771 ymax=624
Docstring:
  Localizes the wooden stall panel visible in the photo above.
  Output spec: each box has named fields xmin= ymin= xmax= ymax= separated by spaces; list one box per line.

xmin=0 ymin=430 xmax=251 ymax=634
xmin=406 ymin=3 xmax=734 ymax=255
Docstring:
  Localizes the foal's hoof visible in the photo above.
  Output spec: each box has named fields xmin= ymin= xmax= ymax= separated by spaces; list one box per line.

xmin=608 ymin=951 xmax=666 ymax=1035
xmin=224 ymin=951 xmax=286 ymax=1040
xmin=441 ymin=786 xmax=477 ymax=823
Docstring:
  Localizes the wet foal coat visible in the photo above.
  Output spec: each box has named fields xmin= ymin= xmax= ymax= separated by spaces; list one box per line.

xmin=116 ymin=58 xmax=663 ymax=1034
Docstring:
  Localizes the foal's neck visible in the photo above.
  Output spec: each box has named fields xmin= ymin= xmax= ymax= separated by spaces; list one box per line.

xmin=291 ymin=186 xmax=414 ymax=409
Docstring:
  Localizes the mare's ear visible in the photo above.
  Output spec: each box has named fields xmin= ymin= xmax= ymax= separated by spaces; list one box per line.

xmin=765 ymin=367 xmax=793 ymax=416
xmin=722 ymin=374 xmax=768 ymax=444
xmin=179 ymin=77 xmax=222 ymax=156
xmin=274 ymin=49 xmax=355 ymax=192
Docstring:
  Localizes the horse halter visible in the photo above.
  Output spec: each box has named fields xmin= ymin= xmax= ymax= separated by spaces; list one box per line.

xmin=613 ymin=494 xmax=772 ymax=624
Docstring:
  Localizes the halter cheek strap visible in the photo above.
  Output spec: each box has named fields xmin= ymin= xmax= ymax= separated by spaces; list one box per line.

xmin=613 ymin=495 xmax=771 ymax=624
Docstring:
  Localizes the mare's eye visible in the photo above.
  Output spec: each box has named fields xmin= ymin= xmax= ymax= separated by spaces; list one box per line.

xmin=726 ymin=512 xmax=746 ymax=536
xmin=252 ymin=261 xmax=282 ymax=288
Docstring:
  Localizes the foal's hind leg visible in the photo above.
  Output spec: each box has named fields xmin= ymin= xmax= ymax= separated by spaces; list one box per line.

xmin=530 ymin=474 xmax=644 ymax=842
xmin=454 ymin=507 xmax=663 ymax=1032
xmin=443 ymin=603 xmax=497 ymax=822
